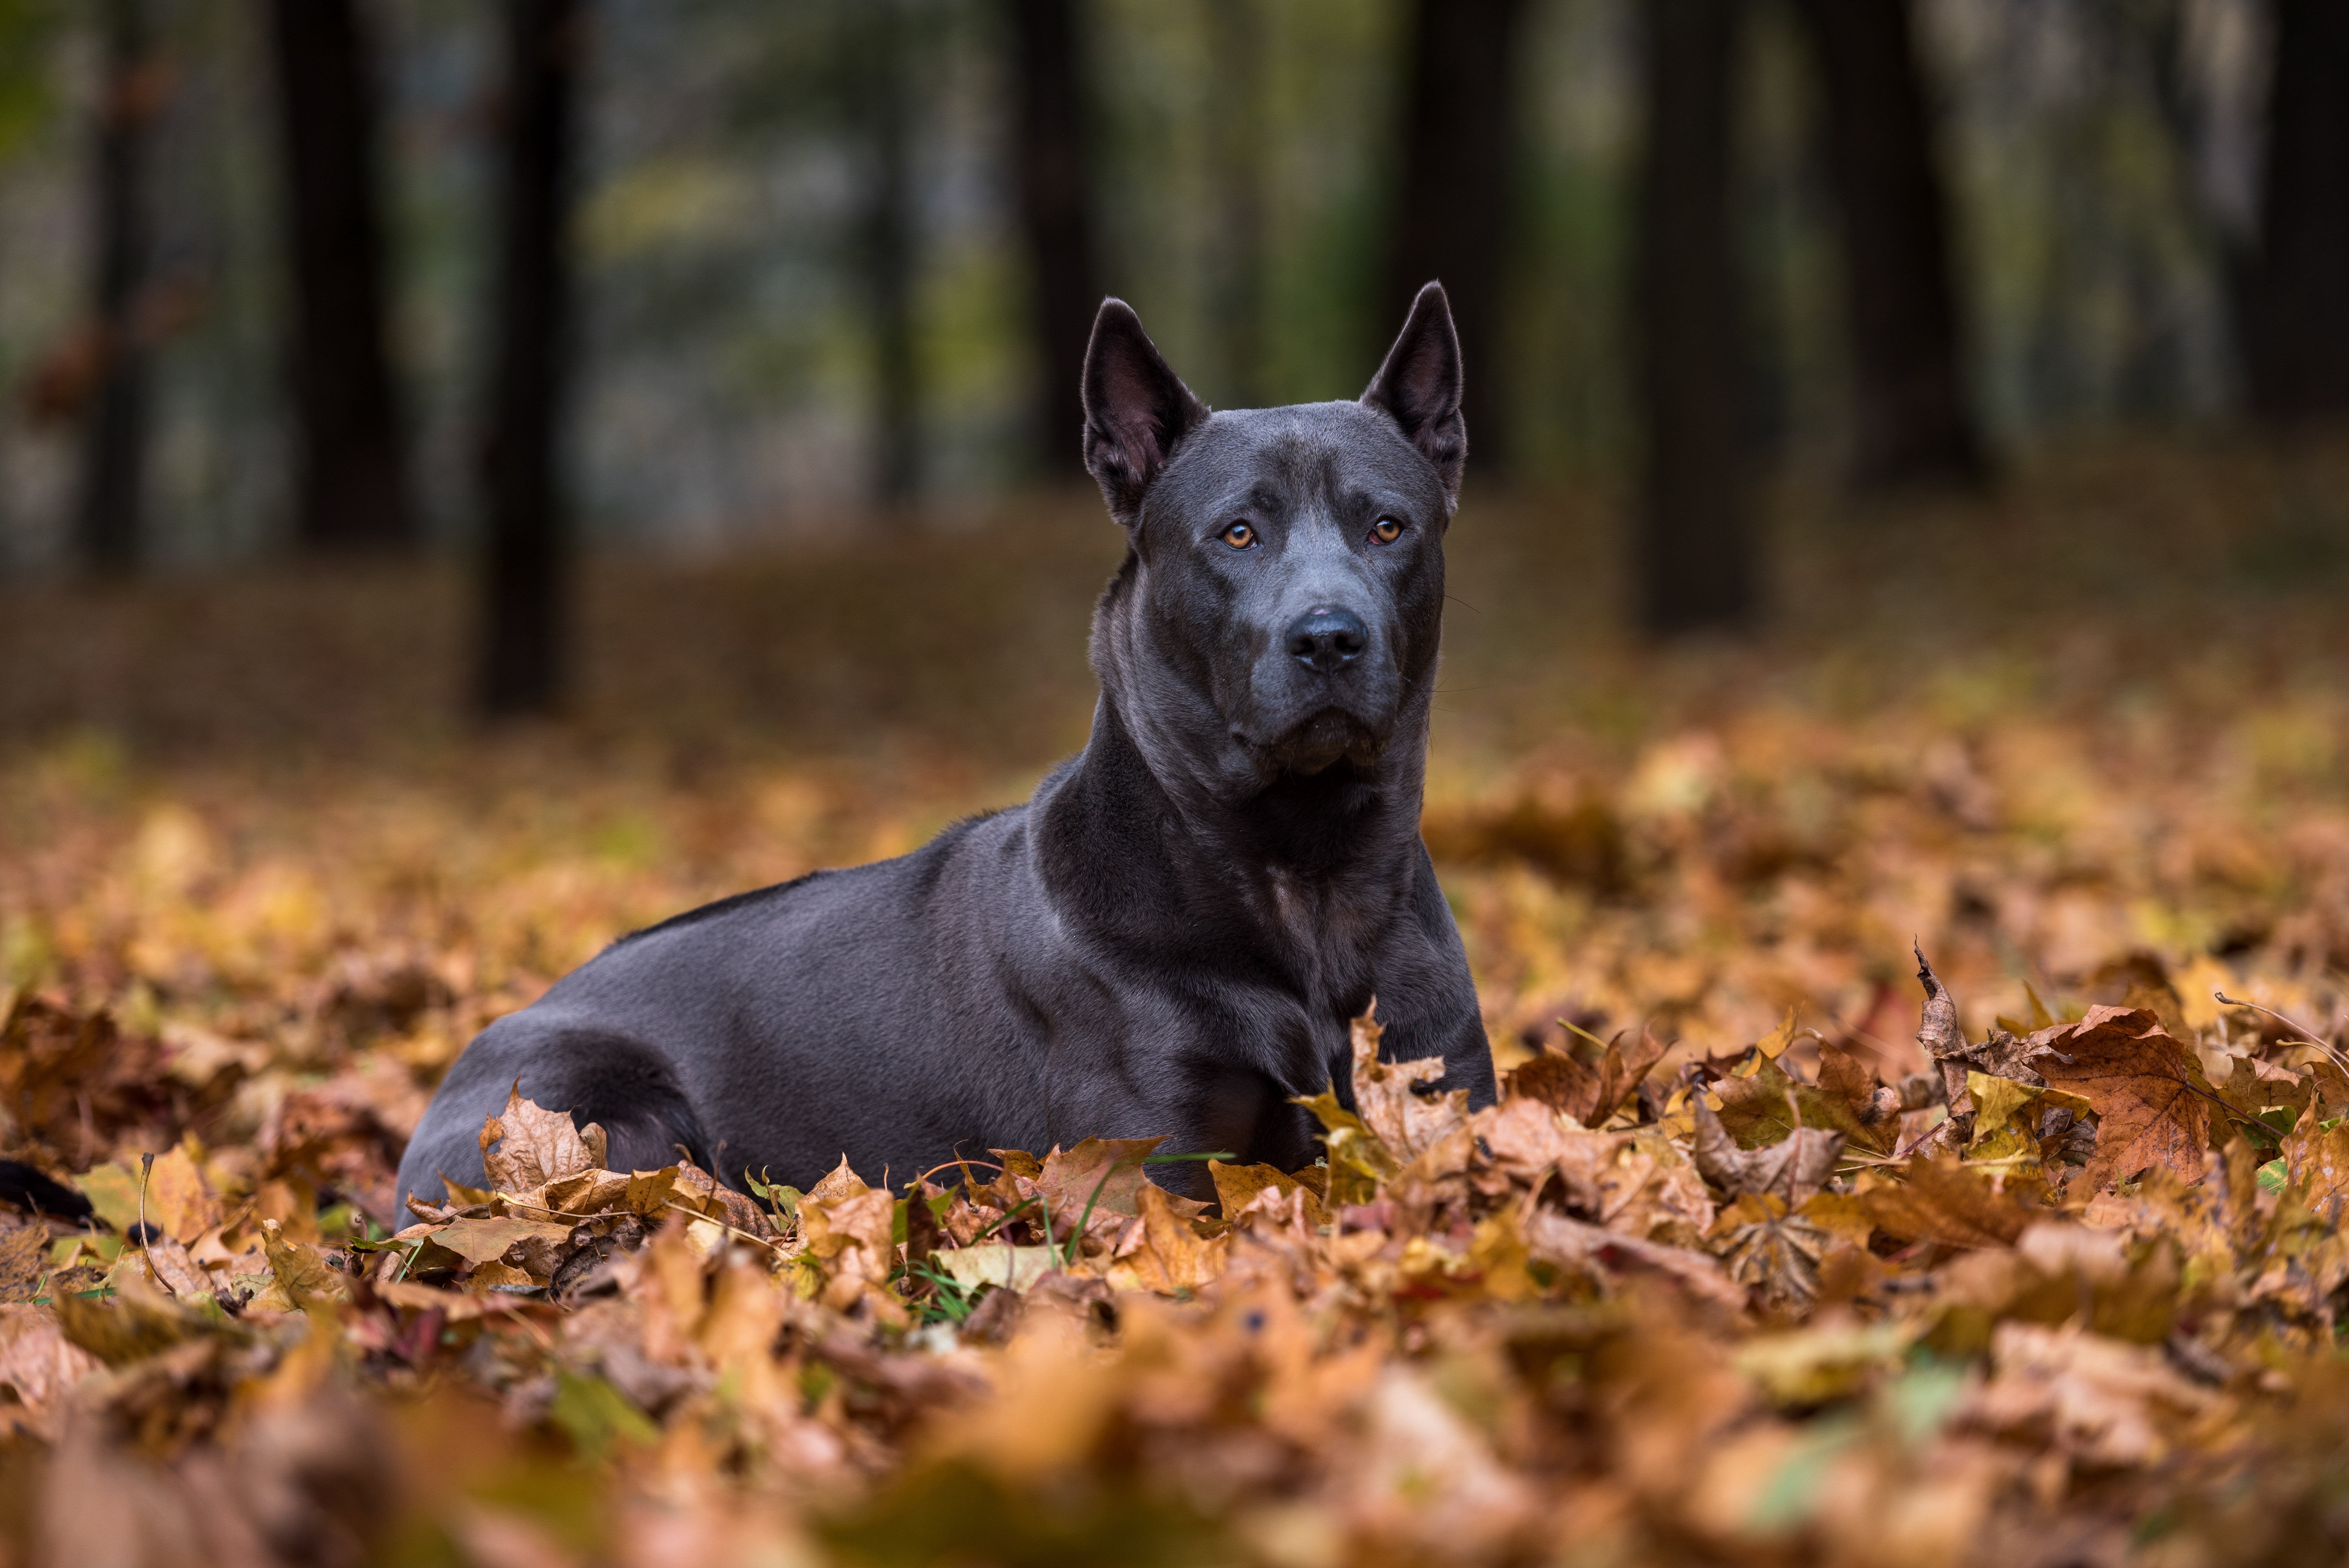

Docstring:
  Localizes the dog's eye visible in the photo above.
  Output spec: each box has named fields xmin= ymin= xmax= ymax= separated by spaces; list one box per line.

xmin=1219 ymin=522 xmax=1256 ymax=549
xmin=1369 ymin=517 xmax=1403 ymax=545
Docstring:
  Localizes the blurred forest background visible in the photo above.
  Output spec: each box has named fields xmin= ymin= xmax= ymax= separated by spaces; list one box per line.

xmin=0 ymin=0 xmax=2340 ymax=699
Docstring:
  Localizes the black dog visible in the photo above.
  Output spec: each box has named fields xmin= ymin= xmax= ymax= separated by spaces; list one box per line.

xmin=395 ymin=283 xmax=1495 ymax=1210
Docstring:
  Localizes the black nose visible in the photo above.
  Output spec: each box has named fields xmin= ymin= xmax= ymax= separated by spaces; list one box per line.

xmin=1284 ymin=607 xmax=1369 ymax=673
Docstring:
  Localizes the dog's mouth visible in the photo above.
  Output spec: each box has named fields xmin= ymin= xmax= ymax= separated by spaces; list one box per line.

xmin=1244 ymin=707 xmax=1393 ymax=776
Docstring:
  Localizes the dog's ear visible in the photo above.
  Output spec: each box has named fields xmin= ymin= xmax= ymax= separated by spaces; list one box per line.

xmin=1362 ymin=281 xmax=1467 ymax=509
xmin=1082 ymin=298 xmax=1210 ymax=527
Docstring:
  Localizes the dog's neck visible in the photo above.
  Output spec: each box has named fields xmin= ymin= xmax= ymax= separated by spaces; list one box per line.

xmin=1032 ymin=611 xmax=1434 ymax=973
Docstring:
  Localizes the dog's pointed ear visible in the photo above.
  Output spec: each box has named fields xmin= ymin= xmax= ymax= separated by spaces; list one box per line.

xmin=1362 ymin=281 xmax=1467 ymax=509
xmin=1082 ymin=298 xmax=1210 ymax=527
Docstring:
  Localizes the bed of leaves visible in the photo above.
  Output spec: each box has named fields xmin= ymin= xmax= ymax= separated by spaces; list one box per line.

xmin=7 ymin=444 xmax=2349 ymax=1566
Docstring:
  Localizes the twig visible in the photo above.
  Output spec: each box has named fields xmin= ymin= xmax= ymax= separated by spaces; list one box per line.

xmin=136 ymin=1152 xmax=166 ymax=1294
xmin=2216 ymin=992 xmax=2349 ymax=1074
xmin=659 ymin=1201 xmax=788 ymax=1257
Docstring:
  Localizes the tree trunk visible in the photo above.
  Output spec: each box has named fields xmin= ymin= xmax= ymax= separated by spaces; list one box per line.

xmin=2245 ymin=0 xmax=2349 ymax=424
xmin=860 ymin=0 xmax=919 ymax=505
xmin=1635 ymin=0 xmax=1752 ymax=636
xmin=1790 ymin=0 xmax=1983 ymax=489
xmin=75 ymin=0 xmax=154 ymax=579
xmin=1008 ymin=0 xmax=1100 ymax=478
xmin=1203 ymin=0 xmax=1266 ymax=409
xmin=477 ymin=0 xmax=582 ymax=720
xmin=268 ymin=0 xmax=412 ymax=553
xmin=1385 ymin=0 xmax=1525 ymax=469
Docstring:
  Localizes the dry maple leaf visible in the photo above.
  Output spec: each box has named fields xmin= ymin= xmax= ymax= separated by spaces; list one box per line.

xmin=2032 ymin=1005 xmax=2212 ymax=1191
xmin=1967 ymin=1320 xmax=2223 ymax=1467
xmin=1038 ymin=1136 xmax=1167 ymax=1235
xmin=1109 ymin=1182 xmax=1227 ymax=1293
xmin=1207 ymin=1159 xmax=1328 ymax=1228
xmin=2281 ymin=1101 xmax=2349 ymax=1223
xmin=0 ymin=1227 xmax=46 ymax=1306
xmin=1348 ymin=1005 xmax=1475 ymax=1174
xmin=1855 ymin=1155 xmax=2045 ymax=1249
xmin=1711 ymin=1051 xmax=1881 ymax=1157
xmin=1508 ymin=1026 xmax=1666 ymax=1127
xmin=1691 ymin=1096 xmax=1845 ymax=1206
xmin=477 ymin=1083 xmax=608 ymax=1194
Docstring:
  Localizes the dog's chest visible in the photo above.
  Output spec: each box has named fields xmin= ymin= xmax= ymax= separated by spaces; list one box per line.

xmin=1258 ymin=866 xmax=1383 ymax=999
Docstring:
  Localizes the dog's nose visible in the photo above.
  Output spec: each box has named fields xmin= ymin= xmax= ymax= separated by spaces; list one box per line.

xmin=1284 ymin=607 xmax=1369 ymax=673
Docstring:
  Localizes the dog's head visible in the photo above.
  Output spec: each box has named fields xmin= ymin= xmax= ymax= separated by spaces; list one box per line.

xmin=1082 ymin=284 xmax=1465 ymax=798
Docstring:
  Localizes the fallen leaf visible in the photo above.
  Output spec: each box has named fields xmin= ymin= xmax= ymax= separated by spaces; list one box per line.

xmin=1110 ymin=1182 xmax=1227 ymax=1293
xmin=263 ymin=1217 xmax=352 ymax=1305
xmin=478 ymin=1083 xmax=608 ymax=1194
xmin=53 ymin=1271 xmax=245 ymax=1366
xmin=933 ymin=1243 xmax=1057 ymax=1295
xmin=426 ymin=1215 xmax=574 ymax=1269
xmin=2033 ymin=1006 xmax=2213 ymax=1190
xmin=143 ymin=1144 xmax=217 ymax=1242
xmin=1968 ymin=1320 xmax=2222 ymax=1467
xmin=1691 ymin=1095 xmax=1845 ymax=1205
xmin=0 ymin=1226 xmax=47 ymax=1304
xmin=2282 ymin=1100 xmax=2349 ymax=1222
xmin=1207 ymin=1160 xmax=1328 ymax=1228
xmin=0 ymin=1303 xmax=100 ymax=1409
xmin=1855 ymin=1156 xmax=2045 ymax=1249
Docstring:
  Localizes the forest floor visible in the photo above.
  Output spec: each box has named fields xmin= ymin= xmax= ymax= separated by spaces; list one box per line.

xmin=5 ymin=433 xmax=2349 ymax=1566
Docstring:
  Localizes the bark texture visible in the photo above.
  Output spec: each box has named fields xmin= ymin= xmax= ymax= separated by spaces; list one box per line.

xmin=269 ymin=0 xmax=413 ymax=552
xmin=1635 ymin=0 xmax=1752 ymax=636
xmin=478 ymin=0 xmax=583 ymax=719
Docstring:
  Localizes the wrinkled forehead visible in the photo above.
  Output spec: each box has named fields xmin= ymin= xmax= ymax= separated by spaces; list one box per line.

xmin=1140 ymin=402 xmax=1443 ymax=532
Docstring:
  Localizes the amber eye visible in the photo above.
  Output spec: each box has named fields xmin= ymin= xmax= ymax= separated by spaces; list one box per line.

xmin=1370 ymin=517 xmax=1403 ymax=545
xmin=1219 ymin=521 xmax=1256 ymax=549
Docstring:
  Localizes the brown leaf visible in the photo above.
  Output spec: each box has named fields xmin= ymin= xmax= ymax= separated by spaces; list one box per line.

xmin=0 ymin=1304 xmax=100 ymax=1410
xmin=263 ymin=1217 xmax=351 ymax=1305
xmin=141 ymin=1146 xmax=218 ymax=1243
xmin=1039 ymin=1137 xmax=1166 ymax=1233
xmin=1690 ymin=1096 xmax=1845 ymax=1205
xmin=1521 ymin=1208 xmax=1744 ymax=1308
xmin=1817 ymin=1041 xmax=1878 ymax=1112
xmin=139 ymin=1233 xmax=215 ymax=1299
xmin=1110 ymin=1182 xmax=1227 ymax=1293
xmin=2282 ymin=1099 xmax=2349 ymax=1223
xmin=1711 ymin=1049 xmax=1888 ymax=1155
xmin=1349 ymin=1007 xmax=1477 ymax=1174
xmin=1207 ymin=1160 xmax=1328 ymax=1228
xmin=1506 ymin=1049 xmax=1604 ymax=1124
xmin=2032 ymin=1005 xmax=2213 ymax=1190
xmin=1967 ymin=1321 xmax=2221 ymax=1467
xmin=2216 ymin=1052 xmax=2313 ymax=1122
xmin=0 ymin=1226 xmax=48 ymax=1304
xmin=1710 ymin=1193 xmax=1835 ymax=1310
xmin=54 ymin=1272 xmax=244 ymax=1367
xmin=425 ymin=1215 xmax=574 ymax=1269
xmin=375 ymin=1277 xmax=532 ymax=1322
xmin=1917 ymin=948 xmax=1973 ymax=1098
xmin=476 ymin=1083 xmax=607 ymax=1194
xmin=1855 ymin=1156 xmax=2045 ymax=1249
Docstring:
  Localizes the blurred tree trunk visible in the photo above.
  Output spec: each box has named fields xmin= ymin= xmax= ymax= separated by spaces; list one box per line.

xmin=477 ymin=0 xmax=582 ymax=720
xmin=2245 ymin=0 xmax=2349 ymax=424
xmin=860 ymin=0 xmax=919 ymax=505
xmin=267 ymin=0 xmax=413 ymax=553
xmin=1203 ymin=0 xmax=1265 ymax=408
xmin=1008 ymin=0 xmax=1100 ymax=478
xmin=1385 ymin=0 xmax=1525 ymax=468
xmin=1790 ymin=0 xmax=1983 ymax=490
xmin=75 ymin=0 xmax=155 ymax=579
xmin=1635 ymin=0 xmax=1751 ymax=636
